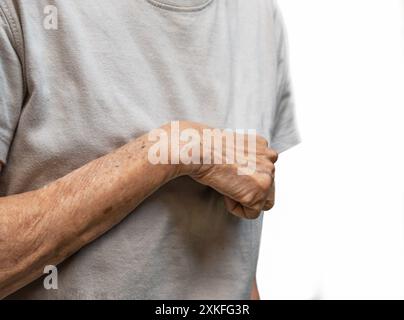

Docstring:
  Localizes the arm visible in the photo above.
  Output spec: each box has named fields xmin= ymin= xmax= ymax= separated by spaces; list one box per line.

xmin=0 ymin=121 xmax=277 ymax=299
xmin=0 ymin=131 xmax=178 ymax=299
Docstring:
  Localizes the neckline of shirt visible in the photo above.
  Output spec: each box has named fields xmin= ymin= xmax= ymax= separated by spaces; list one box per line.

xmin=146 ymin=0 xmax=214 ymax=12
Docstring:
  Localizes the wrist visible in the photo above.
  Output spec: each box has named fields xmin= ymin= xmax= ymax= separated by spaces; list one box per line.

xmin=124 ymin=134 xmax=179 ymax=184
xmin=162 ymin=121 xmax=206 ymax=177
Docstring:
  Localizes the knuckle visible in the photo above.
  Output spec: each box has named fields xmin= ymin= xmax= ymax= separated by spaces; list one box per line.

xmin=257 ymin=173 xmax=272 ymax=191
xmin=264 ymin=200 xmax=275 ymax=211
xmin=242 ymin=192 xmax=257 ymax=207
xmin=266 ymin=148 xmax=278 ymax=163
xmin=272 ymin=148 xmax=279 ymax=161
xmin=257 ymin=135 xmax=269 ymax=147
xmin=264 ymin=162 xmax=275 ymax=178
xmin=270 ymin=163 xmax=275 ymax=176
xmin=252 ymin=174 xmax=270 ymax=194
xmin=260 ymin=178 xmax=271 ymax=193
xmin=245 ymin=208 xmax=261 ymax=220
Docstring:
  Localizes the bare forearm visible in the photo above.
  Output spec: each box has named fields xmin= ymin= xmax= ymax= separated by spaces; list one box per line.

xmin=0 ymin=133 xmax=177 ymax=298
xmin=0 ymin=121 xmax=278 ymax=298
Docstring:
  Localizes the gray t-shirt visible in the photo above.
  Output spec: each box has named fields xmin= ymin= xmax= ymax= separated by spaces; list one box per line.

xmin=0 ymin=0 xmax=300 ymax=299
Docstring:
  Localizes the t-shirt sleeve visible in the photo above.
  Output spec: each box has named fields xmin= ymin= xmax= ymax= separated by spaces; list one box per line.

xmin=270 ymin=2 xmax=301 ymax=154
xmin=0 ymin=4 xmax=24 ymax=165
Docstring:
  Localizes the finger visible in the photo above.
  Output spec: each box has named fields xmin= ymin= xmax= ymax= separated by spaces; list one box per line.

xmin=224 ymin=196 xmax=261 ymax=220
xmin=267 ymin=181 xmax=275 ymax=197
xmin=265 ymin=148 xmax=278 ymax=163
xmin=263 ymin=183 xmax=275 ymax=211
xmin=224 ymin=196 xmax=245 ymax=218
xmin=255 ymin=135 xmax=269 ymax=148
xmin=262 ymin=200 xmax=275 ymax=211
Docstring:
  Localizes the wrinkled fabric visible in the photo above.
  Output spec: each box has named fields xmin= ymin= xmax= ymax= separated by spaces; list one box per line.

xmin=0 ymin=0 xmax=299 ymax=299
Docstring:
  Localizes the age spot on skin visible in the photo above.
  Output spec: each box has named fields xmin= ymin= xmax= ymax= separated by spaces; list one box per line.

xmin=103 ymin=206 xmax=113 ymax=215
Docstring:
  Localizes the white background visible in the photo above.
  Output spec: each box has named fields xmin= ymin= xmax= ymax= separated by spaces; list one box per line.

xmin=258 ymin=0 xmax=404 ymax=299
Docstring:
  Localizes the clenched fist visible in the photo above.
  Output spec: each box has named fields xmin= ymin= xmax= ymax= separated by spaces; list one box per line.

xmin=191 ymin=135 xmax=277 ymax=219
xmin=167 ymin=121 xmax=278 ymax=219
